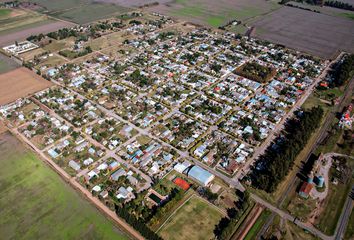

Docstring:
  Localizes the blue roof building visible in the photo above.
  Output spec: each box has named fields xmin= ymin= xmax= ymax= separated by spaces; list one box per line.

xmin=187 ymin=165 xmax=215 ymax=187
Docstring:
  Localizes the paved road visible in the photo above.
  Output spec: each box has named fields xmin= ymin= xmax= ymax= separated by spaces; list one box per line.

xmin=251 ymin=194 xmax=332 ymax=240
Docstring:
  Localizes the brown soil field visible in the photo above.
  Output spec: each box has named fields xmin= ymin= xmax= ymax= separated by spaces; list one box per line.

xmin=250 ymin=6 xmax=354 ymax=59
xmin=0 ymin=67 xmax=53 ymax=105
xmin=0 ymin=20 xmax=76 ymax=47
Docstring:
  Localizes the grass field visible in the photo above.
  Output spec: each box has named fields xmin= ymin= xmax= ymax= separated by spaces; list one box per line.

xmin=158 ymin=195 xmax=224 ymax=240
xmin=149 ymin=0 xmax=281 ymax=27
xmin=0 ymin=131 xmax=127 ymax=240
xmin=0 ymin=53 xmax=20 ymax=73
xmin=51 ymin=3 xmax=129 ymax=24
xmin=0 ymin=8 xmax=12 ymax=19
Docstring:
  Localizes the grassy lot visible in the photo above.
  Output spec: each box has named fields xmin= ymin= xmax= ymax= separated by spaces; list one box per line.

xmin=158 ymin=195 xmax=224 ymax=240
xmin=344 ymin=207 xmax=354 ymax=240
xmin=51 ymin=3 xmax=129 ymax=24
xmin=315 ymin=170 xmax=352 ymax=235
xmin=0 ymin=132 xmax=127 ymax=240
xmin=244 ymin=209 xmax=271 ymax=240
xmin=0 ymin=53 xmax=19 ymax=73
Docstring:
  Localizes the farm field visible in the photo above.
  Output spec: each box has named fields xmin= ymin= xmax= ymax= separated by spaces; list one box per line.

xmin=158 ymin=195 xmax=224 ymax=240
xmin=249 ymin=6 xmax=354 ymax=59
xmin=21 ymin=0 xmax=130 ymax=24
xmin=23 ymin=0 xmax=90 ymax=13
xmin=0 ymin=67 xmax=53 ymax=105
xmin=0 ymin=7 xmax=75 ymax=46
xmin=0 ymin=53 xmax=20 ymax=74
xmin=0 ymin=131 xmax=127 ymax=240
xmin=148 ymin=0 xmax=281 ymax=27
xmin=51 ymin=2 xmax=130 ymax=24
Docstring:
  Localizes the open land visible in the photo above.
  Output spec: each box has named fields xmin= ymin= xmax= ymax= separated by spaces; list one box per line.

xmin=0 ymin=67 xmax=52 ymax=105
xmin=249 ymin=6 xmax=354 ymax=59
xmin=158 ymin=195 xmax=224 ymax=240
xmin=0 ymin=131 xmax=127 ymax=240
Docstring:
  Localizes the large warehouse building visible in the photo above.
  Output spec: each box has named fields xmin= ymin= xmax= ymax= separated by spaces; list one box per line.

xmin=187 ymin=165 xmax=215 ymax=187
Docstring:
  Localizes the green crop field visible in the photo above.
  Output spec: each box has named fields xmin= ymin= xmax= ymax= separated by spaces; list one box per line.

xmin=158 ymin=195 xmax=224 ymax=240
xmin=0 ymin=132 xmax=127 ymax=240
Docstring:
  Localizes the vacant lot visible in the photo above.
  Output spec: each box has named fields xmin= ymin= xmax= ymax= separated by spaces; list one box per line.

xmin=148 ymin=0 xmax=280 ymax=27
xmin=159 ymin=195 xmax=224 ymax=240
xmin=0 ymin=67 xmax=53 ymax=105
xmin=250 ymin=6 xmax=354 ymax=59
xmin=0 ymin=53 xmax=20 ymax=74
xmin=0 ymin=131 xmax=127 ymax=240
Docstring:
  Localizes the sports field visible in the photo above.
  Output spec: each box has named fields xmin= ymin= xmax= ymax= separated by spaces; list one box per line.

xmin=159 ymin=195 xmax=224 ymax=240
xmin=0 ymin=131 xmax=127 ymax=240
xmin=0 ymin=67 xmax=53 ymax=105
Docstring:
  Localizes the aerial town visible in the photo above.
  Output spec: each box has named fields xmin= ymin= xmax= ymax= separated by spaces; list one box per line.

xmin=0 ymin=1 xmax=353 ymax=240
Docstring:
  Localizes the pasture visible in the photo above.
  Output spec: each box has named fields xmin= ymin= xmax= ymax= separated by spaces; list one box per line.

xmin=158 ymin=195 xmax=224 ymax=240
xmin=0 ymin=67 xmax=53 ymax=105
xmin=148 ymin=0 xmax=281 ymax=27
xmin=0 ymin=131 xmax=127 ymax=240
xmin=249 ymin=6 xmax=354 ymax=59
